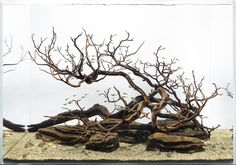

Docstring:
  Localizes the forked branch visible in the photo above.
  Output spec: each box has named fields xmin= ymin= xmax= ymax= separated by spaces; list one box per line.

xmin=29 ymin=29 xmax=221 ymax=136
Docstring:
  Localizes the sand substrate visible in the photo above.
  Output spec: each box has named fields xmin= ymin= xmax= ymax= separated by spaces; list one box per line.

xmin=3 ymin=129 xmax=233 ymax=162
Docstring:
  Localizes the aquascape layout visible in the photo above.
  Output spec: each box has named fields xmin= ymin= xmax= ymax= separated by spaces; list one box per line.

xmin=2 ymin=29 xmax=233 ymax=162
xmin=1 ymin=1 xmax=234 ymax=163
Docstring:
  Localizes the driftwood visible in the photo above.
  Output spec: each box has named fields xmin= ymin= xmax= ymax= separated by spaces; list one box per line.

xmin=33 ymin=102 xmax=210 ymax=152
xmin=3 ymin=118 xmax=25 ymax=132
xmin=36 ymin=118 xmax=208 ymax=152
xmin=36 ymin=121 xmax=208 ymax=140
xmin=3 ymin=30 xmax=222 ymax=153
xmin=3 ymin=99 xmax=217 ymax=152
xmin=29 ymin=102 xmax=212 ymax=135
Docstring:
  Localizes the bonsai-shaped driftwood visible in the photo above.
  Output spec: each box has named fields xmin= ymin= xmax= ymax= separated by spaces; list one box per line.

xmin=9 ymin=29 xmax=222 ymax=152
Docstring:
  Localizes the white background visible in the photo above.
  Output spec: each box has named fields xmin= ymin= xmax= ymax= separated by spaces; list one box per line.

xmin=1 ymin=1 xmax=234 ymax=128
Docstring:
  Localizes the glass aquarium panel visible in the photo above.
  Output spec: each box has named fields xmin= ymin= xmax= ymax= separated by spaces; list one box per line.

xmin=0 ymin=0 xmax=235 ymax=163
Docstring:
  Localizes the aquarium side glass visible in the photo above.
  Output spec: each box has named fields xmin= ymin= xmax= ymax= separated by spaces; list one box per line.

xmin=233 ymin=0 xmax=236 ymax=163
xmin=0 ymin=1 xmax=3 ymax=163
xmin=0 ymin=0 xmax=235 ymax=163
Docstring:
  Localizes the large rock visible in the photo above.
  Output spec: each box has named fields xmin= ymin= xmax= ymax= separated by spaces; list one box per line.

xmin=118 ymin=129 xmax=151 ymax=143
xmin=85 ymin=133 xmax=119 ymax=152
xmin=155 ymin=120 xmax=209 ymax=139
xmin=147 ymin=132 xmax=205 ymax=153
xmin=36 ymin=127 xmax=88 ymax=145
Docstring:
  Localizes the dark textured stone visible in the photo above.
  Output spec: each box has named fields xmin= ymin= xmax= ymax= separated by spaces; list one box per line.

xmin=37 ymin=127 xmax=88 ymax=145
xmin=147 ymin=132 xmax=205 ymax=153
xmin=118 ymin=129 xmax=151 ymax=143
xmin=85 ymin=133 xmax=119 ymax=152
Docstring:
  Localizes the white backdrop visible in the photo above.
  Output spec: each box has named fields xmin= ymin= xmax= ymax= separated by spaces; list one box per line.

xmin=2 ymin=1 xmax=234 ymax=128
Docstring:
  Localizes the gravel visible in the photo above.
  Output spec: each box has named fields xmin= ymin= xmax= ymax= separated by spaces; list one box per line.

xmin=3 ymin=129 xmax=233 ymax=162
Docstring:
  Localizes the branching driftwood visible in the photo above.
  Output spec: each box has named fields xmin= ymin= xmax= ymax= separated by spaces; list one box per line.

xmin=4 ymin=29 xmax=221 ymax=152
xmin=3 ymin=35 xmax=26 ymax=73
xmin=2 ymin=36 xmax=27 ymax=131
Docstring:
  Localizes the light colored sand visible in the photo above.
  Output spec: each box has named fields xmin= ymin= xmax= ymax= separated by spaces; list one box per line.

xmin=3 ymin=131 xmax=26 ymax=156
xmin=3 ymin=129 xmax=233 ymax=162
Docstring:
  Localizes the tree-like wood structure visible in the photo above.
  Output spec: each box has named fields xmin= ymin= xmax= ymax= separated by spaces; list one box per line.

xmin=26 ymin=29 xmax=221 ymax=151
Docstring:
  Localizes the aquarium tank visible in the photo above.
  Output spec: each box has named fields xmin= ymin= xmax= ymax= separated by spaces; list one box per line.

xmin=0 ymin=0 xmax=235 ymax=163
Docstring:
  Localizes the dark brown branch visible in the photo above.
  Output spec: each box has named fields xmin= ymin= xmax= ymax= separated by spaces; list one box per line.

xmin=27 ymin=104 xmax=109 ymax=132
xmin=3 ymin=118 xmax=25 ymax=132
xmin=27 ymin=29 xmax=221 ymax=139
